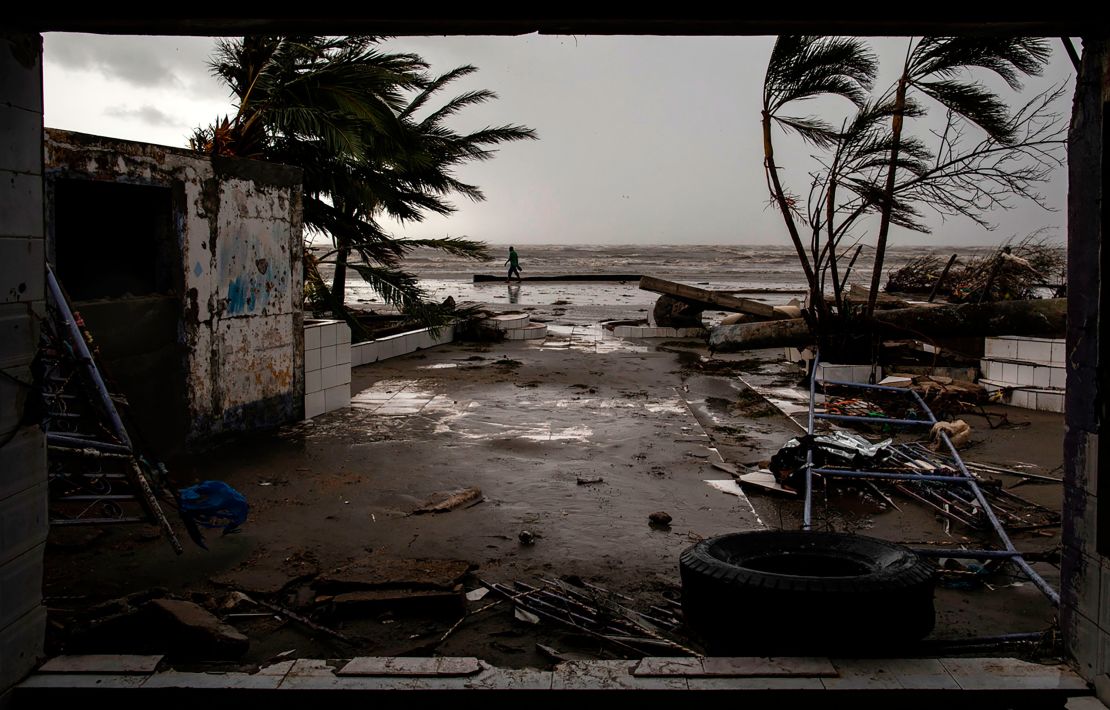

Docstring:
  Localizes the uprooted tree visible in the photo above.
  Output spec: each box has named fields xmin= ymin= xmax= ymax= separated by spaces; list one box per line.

xmin=190 ymin=36 xmax=537 ymax=337
xmin=744 ymin=35 xmax=1066 ymax=352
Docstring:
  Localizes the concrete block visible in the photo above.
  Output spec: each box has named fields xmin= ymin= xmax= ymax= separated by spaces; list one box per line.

xmin=305 ymin=369 xmax=321 ymax=395
xmin=0 ymin=37 xmax=43 ymax=115
xmin=1089 ymin=433 xmax=1100 ymax=498
xmin=0 ymin=604 xmax=44 ymax=690
xmin=0 ymin=543 xmax=42 ymax=629
xmin=0 ymin=105 xmax=41 ymax=181
xmin=0 ymin=483 xmax=46 ymax=566
xmin=0 ymin=238 xmax=43 ymax=305
xmin=304 ymin=326 xmax=320 ymax=350
xmin=339 ymin=364 xmax=351 ymax=385
xmin=0 ymin=174 xmax=43 ymax=239
xmin=304 ymin=392 xmax=325 ymax=419
xmin=0 ymin=363 xmax=31 ymax=435
xmin=0 ymin=303 xmax=40 ymax=368
xmin=360 ymin=342 xmax=379 ymax=364
xmin=336 ymin=341 xmax=350 ymax=365
xmin=0 ymin=425 xmax=43 ymax=501
xmin=338 ymin=324 xmax=351 ymax=344
xmin=305 ymin=348 xmax=320 ymax=372
xmin=1002 ymin=362 xmax=1017 ymax=383
xmin=324 ymin=384 xmax=350 ymax=412
xmin=320 ymin=323 xmax=337 ymax=347
xmin=320 ymin=345 xmax=336 ymax=368
xmin=39 ymin=654 xmax=163 ymax=674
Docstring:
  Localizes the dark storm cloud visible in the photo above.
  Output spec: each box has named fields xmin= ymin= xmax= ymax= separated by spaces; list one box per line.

xmin=104 ymin=104 xmax=180 ymax=127
xmin=46 ymin=33 xmax=217 ymax=89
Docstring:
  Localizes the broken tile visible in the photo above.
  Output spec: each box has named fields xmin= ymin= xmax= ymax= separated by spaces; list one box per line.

xmin=39 ymin=654 xmax=163 ymax=674
xmin=940 ymin=658 xmax=1087 ymax=691
xmin=553 ymin=661 xmax=687 ymax=690
xmin=338 ymin=657 xmax=481 ymax=677
xmin=700 ymin=657 xmax=837 ymax=677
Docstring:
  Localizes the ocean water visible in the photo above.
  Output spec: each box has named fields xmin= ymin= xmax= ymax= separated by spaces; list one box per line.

xmin=320 ymin=243 xmax=1045 ymax=310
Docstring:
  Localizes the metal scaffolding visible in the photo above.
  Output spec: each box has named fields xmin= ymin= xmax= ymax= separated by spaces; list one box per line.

xmin=803 ymin=353 xmax=1059 ymax=606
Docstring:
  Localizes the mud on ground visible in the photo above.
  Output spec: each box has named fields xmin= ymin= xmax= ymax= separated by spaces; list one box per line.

xmin=43 ymin=301 xmax=1065 ymax=669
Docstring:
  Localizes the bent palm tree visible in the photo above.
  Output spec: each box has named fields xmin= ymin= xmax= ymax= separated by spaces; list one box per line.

xmin=191 ymin=36 xmax=537 ymax=329
xmin=761 ymin=36 xmax=878 ymax=309
xmin=864 ymin=37 xmax=1051 ymax=316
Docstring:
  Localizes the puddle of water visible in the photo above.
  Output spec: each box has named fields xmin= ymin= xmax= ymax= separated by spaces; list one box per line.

xmin=417 ymin=363 xmax=459 ymax=370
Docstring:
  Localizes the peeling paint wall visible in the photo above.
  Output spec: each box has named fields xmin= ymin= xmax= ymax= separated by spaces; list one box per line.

xmin=43 ymin=129 xmax=304 ymax=446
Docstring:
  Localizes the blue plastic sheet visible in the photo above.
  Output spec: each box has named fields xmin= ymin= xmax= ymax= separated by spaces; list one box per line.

xmin=178 ymin=481 xmax=249 ymax=542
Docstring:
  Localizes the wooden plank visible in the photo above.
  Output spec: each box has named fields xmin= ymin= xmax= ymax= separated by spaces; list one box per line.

xmin=638 ymin=276 xmax=782 ymax=319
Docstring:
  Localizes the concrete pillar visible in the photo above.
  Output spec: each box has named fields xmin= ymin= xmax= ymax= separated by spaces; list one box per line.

xmin=0 ymin=32 xmax=46 ymax=691
xmin=1062 ymin=37 xmax=1109 ymax=682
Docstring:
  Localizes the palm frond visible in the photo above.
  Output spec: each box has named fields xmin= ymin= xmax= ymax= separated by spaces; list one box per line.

xmin=915 ymin=80 xmax=1014 ymax=142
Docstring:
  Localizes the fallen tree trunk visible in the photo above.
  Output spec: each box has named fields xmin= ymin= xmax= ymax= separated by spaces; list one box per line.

xmin=639 ymin=276 xmax=786 ymax=320
xmin=709 ymin=298 xmax=1066 ymax=352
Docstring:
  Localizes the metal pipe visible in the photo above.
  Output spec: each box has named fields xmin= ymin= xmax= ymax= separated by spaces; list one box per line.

xmin=816 ymin=379 xmax=922 ymax=394
xmin=938 ymin=430 xmax=1060 ymax=606
xmin=803 ymin=352 xmax=819 ymax=531
xmin=45 ymin=266 xmax=132 ymax=450
xmin=908 ymin=388 xmax=938 ymax=424
xmin=47 ymin=433 xmax=132 ymax=455
xmin=815 ymin=413 xmax=933 ymax=427
xmin=813 ymin=468 xmax=973 ymax=483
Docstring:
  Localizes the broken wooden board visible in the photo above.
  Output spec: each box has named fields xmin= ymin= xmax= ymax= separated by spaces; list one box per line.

xmin=328 ymin=589 xmax=465 ymax=616
xmin=316 ymin=555 xmax=473 ymax=593
xmin=412 ymin=486 xmax=483 ymax=514
xmin=639 ymin=276 xmax=783 ymax=319
xmin=737 ymin=471 xmax=796 ymax=496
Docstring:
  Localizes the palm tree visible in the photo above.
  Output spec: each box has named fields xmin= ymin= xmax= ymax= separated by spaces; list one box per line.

xmin=191 ymin=36 xmax=537 ymax=329
xmin=863 ymin=37 xmax=1051 ymax=316
xmin=761 ymin=36 xmax=878 ymax=310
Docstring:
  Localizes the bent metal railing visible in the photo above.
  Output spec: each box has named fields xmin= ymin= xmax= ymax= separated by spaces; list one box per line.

xmin=802 ymin=352 xmax=1059 ymax=606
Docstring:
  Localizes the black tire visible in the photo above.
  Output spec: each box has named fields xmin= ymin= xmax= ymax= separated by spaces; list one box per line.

xmin=680 ymin=530 xmax=935 ymax=654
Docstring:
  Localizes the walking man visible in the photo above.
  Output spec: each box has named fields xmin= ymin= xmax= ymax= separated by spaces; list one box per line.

xmin=506 ymin=246 xmax=523 ymax=282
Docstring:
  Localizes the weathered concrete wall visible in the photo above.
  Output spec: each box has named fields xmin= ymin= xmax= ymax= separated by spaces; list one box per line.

xmin=0 ymin=33 xmax=47 ymax=690
xmin=1062 ymin=38 xmax=1109 ymax=683
xmin=44 ymin=129 xmax=305 ymax=445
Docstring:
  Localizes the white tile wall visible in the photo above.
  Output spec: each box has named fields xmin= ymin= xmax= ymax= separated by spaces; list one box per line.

xmin=304 ymin=320 xmax=352 ymax=419
xmin=305 ymin=391 xmax=325 ymax=419
xmin=323 ymin=383 xmax=350 ymax=411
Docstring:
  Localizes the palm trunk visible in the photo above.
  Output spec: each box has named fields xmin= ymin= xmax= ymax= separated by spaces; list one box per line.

xmin=763 ymin=111 xmax=816 ymax=292
xmin=866 ymin=74 xmax=909 ymax=317
xmin=826 ymin=179 xmax=844 ymax=313
xmin=331 ymin=239 xmax=349 ymax=320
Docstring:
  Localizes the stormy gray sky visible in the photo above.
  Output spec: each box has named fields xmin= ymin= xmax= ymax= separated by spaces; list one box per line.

xmin=43 ymin=33 xmax=1076 ymax=247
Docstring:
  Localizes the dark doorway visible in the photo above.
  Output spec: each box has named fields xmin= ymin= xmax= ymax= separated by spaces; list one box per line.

xmin=49 ymin=178 xmax=189 ymax=456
